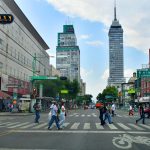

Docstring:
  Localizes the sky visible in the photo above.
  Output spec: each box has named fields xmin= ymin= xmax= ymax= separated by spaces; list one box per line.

xmin=14 ymin=0 xmax=149 ymax=99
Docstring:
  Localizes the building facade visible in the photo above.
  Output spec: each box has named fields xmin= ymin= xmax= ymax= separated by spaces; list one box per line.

xmin=0 ymin=0 xmax=50 ymax=97
xmin=56 ymin=25 xmax=80 ymax=82
xmin=50 ymin=65 xmax=61 ymax=77
xmin=108 ymin=4 xmax=125 ymax=87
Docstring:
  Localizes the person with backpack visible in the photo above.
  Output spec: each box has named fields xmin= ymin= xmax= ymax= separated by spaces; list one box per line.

xmin=33 ymin=102 xmax=41 ymax=123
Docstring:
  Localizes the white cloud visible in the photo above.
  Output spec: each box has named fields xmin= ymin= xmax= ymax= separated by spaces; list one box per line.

xmin=101 ymin=69 xmax=109 ymax=80
xmin=46 ymin=0 xmax=150 ymax=53
xmin=79 ymin=34 xmax=90 ymax=40
xmin=86 ymin=40 xmax=103 ymax=47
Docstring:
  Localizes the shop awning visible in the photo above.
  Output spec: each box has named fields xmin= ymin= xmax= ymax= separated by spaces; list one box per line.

xmin=0 ymin=90 xmax=11 ymax=99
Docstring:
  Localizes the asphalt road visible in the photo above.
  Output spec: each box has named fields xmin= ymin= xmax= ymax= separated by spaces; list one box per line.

xmin=0 ymin=108 xmax=150 ymax=150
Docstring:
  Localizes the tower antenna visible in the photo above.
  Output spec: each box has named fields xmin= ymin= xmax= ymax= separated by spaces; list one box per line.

xmin=114 ymin=0 xmax=117 ymax=21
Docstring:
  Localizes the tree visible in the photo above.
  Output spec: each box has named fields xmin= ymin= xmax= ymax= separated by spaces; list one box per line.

xmin=96 ymin=86 xmax=118 ymax=103
xmin=96 ymin=93 xmax=104 ymax=102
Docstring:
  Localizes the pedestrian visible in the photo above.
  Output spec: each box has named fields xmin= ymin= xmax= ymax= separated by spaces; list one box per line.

xmin=129 ymin=105 xmax=133 ymax=116
xmin=99 ymin=104 xmax=105 ymax=125
xmin=111 ymin=103 xmax=116 ymax=117
xmin=33 ymin=102 xmax=41 ymax=123
xmin=48 ymin=101 xmax=62 ymax=130
xmin=104 ymin=104 xmax=113 ymax=124
xmin=59 ymin=102 xmax=66 ymax=128
xmin=136 ymin=104 xmax=145 ymax=124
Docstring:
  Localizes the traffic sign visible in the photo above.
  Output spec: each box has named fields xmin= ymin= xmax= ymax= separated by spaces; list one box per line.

xmin=30 ymin=76 xmax=58 ymax=80
xmin=60 ymin=90 xmax=68 ymax=94
xmin=137 ymin=69 xmax=150 ymax=78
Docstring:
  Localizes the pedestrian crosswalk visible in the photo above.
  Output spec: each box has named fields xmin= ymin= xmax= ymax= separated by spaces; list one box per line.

xmin=0 ymin=121 xmax=149 ymax=131
xmin=67 ymin=113 xmax=139 ymax=118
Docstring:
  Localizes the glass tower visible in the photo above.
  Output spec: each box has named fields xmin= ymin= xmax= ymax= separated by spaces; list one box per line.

xmin=108 ymin=2 xmax=125 ymax=86
xmin=56 ymin=25 xmax=80 ymax=82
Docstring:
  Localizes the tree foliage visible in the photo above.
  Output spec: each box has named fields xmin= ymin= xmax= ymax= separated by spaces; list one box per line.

xmin=34 ymin=78 xmax=80 ymax=100
xmin=97 ymin=86 xmax=118 ymax=103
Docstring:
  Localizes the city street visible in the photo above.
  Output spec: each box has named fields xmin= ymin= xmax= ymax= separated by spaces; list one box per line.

xmin=0 ymin=108 xmax=150 ymax=150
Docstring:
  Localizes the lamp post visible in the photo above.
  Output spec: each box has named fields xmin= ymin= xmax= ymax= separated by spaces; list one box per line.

xmin=0 ymin=62 xmax=3 ymax=90
xmin=31 ymin=53 xmax=55 ymax=98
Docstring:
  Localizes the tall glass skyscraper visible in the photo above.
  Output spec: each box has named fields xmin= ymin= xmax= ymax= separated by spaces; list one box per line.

xmin=108 ymin=3 xmax=125 ymax=86
xmin=56 ymin=25 xmax=80 ymax=82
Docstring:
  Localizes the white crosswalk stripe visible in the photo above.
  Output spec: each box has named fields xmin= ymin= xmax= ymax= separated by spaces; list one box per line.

xmin=62 ymin=122 xmax=70 ymax=127
xmin=128 ymin=123 xmax=145 ymax=130
xmin=117 ymin=123 xmax=131 ymax=130
xmin=20 ymin=123 xmax=37 ymax=129
xmin=0 ymin=122 xmax=11 ymax=126
xmin=81 ymin=114 xmax=85 ymax=117
xmin=6 ymin=122 xmax=20 ymax=126
xmin=70 ymin=123 xmax=80 ymax=129
xmin=107 ymin=124 xmax=118 ymax=129
xmin=139 ymin=124 xmax=150 ymax=129
xmin=83 ymin=123 xmax=90 ymax=129
xmin=87 ymin=115 xmax=91 ymax=117
xmin=95 ymin=123 xmax=104 ymax=129
xmin=0 ymin=121 xmax=150 ymax=131
xmin=8 ymin=122 xmax=29 ymax=128
xmin=32 ymin=122 xmax=48 ymax=129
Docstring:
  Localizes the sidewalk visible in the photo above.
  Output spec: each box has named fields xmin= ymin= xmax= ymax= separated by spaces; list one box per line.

xmin=0 ymin=112 xmax=34 ymax=116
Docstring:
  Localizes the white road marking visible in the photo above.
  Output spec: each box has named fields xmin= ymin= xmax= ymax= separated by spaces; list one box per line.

xmin=87 ymin=115 xmax=91 ymax=117
xmin=20 ymin=123 xmax=36 ymax=129
xmin=0 ymin=122 xmax=11 ymax=126
xmin=95 ymin=123 xmax=104 ymax=129
xmin=128 ymin=123 xmax=145 ymax=130
xmin=107 ymin=124 xmax=118 ymax=129
xmin=62 ymin=122 xmax=70 ymax=127
xmin=11 ymin=130 xmax=150 ymax=134
xmin=81 ymin=114 xmax=85 ymax=117
xmin=83 ymin=123 xmax=90 ymax=129
xmin=8 ymin=122 xmax=29 ymax=128
xmin=0 ymin=148 xmax=56 ymax=150
xmin=6 ymin=122 xmax=20 ymax=126
xmin=32 ymin=123 xmax=48 ymax=129
xmin=75 ymin=115 xmax=79 ymax=117
xmin=92 ymin=113 xmax=97 ymax=117
xmin=116 ymin=115 xmax=122 ymax=117
xmin=70 ymin=123 xmax=80 ymax=129
xmin=139 ymin=124 xmax=150 ymax=129
xmin=117 ymin=123 xmax=131 ymax=130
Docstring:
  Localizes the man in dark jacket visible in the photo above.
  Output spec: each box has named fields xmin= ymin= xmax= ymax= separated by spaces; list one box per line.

xmin=136 ymin=104 xmax=145 ymax=124
xmin=99 ymin=105 xmax=105 ymax=125
xmin=33 ymin=102 xmax=41 ymax=123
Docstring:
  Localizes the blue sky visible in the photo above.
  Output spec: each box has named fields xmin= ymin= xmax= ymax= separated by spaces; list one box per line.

xmin=14 ymin=0 xmax=149 ymax=99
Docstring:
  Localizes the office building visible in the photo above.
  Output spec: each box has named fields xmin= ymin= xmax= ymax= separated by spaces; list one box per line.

xmin=108 ymin=2 xmax=125 ymax=87
xmin=56 ymin=25 xmax=80 ymax=82
xmin=0 ymin=0 xmax=50 ymax=97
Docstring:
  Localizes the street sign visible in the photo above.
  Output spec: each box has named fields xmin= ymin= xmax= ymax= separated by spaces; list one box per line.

xmin=137 ymin=69 xmax=150 ymax=78
xmin=60 ymin=90 xmax=68 ymax=94
xmin=30 ymin=76 xmax=58 ymax=80
xmin=128 ymin=88 xmax=135 ymax=94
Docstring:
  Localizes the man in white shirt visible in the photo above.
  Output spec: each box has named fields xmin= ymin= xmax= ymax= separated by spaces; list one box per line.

xmin=48 ymin=102 xmax=61 ymax=130
xmin=111 ymin=103 xmax=116 ymax=117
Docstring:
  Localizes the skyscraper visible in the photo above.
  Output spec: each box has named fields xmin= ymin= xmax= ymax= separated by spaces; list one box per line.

xmin=56 ymin=25 xmax=80 ymax=82
xmin=108 ymin=1 xmax=125 ymax=86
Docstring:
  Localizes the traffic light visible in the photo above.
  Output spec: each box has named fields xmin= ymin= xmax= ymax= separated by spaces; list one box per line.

xmin=60 ymin=76 xmax=67 ymax=80
xmin=33 ymin=88 xmax=37 ymax=96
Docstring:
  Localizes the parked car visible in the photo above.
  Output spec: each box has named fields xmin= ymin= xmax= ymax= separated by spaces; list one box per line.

xmin=144 ymin=107 xmax=150 ymax=118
